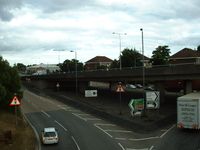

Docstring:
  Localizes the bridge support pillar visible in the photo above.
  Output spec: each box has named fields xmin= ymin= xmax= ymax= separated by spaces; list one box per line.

xmin=184 ymin=80 xmax=192 ymax=94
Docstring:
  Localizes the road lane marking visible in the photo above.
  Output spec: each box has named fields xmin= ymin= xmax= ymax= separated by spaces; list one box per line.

xmin=71 ymin=136 xmax=80 ymax=150
xmin=72 ymin=113 xmax=87 ymax=121
xmin=21 ymin=110 xmax=41 ymax=150
xmin=41 ymin=110 xmax=50 ymax=118
xmin=126 ymin=148 xmax=149 ymax=150
xmin=65 ymin=109 xmax=79 ymax=112
xmin=84 ymin=118 xmax=101 ymax=121
xmin=149 ymin=145 xmax=154 ymax=150
xmin=94 ymin=124 xmax=113 ymax=138
xmin=129 ymin=136 xmax=160 ymax=141
xmin=61 ymin=95 xmax=73 ymax=100
xmin=74 ymin=113 xmax=91 ymax=116
xmin=104 ymin=129 xmax=132 ymax=133
xmin=160 ymin=124 xmax=175 ymax=138
xmin=95 ymin=123 xmax=116 ymax=126
xmin=54 ymin=120 xmax=68 ymax=132
xmin=118 ymin=143 xmax=125 ymax=150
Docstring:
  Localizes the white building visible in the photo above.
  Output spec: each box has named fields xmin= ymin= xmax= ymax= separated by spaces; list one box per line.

xmin=26 ymin=63 xmax=60 ymax=75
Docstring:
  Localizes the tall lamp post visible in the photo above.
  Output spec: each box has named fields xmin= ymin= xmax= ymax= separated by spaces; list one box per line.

xmin=53 ymin=49 xmax=65 ymax=64
xmin=140 ymin=28 xmax=146 ymax=115
xmin=70 ymin=50 xmax=78 ymax=96
xmin=112 ymin=32 xmax=127 ymax=70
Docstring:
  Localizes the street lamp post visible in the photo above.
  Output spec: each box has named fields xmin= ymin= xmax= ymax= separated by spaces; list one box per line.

xmin=140 ymin=28 xmax=146 ymax=115
xmin=53 ymin=49 xmax=65 ymax=64
xmin=112 ymin=32 xmax=127 ymax=70
xmin=70 ymin=50 xmax=78 ymax=96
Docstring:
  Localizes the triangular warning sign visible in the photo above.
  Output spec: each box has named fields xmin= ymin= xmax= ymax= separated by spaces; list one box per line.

xmin=9 ymin=96 xmax=20 ymax=106
xmin=116 ymin=85 xmax=125 ymax=92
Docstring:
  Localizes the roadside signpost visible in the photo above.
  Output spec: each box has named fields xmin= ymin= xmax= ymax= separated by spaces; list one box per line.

xmin=85 ymin=90 xmax=97 ymax=97
xmin=9 ymin=96 xmax=20 ymax=106
xmin=129 ymin=98 xmax=144 ymax=116
xmin=146 ymin=91 xmax=160 ymax=109
xmin=116 ymin=82 xmax=124 ymax=115
xmin=9 ymin=95 xmax=21 ymax=126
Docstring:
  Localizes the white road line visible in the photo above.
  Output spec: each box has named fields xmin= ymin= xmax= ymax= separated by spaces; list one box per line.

xmin=149 ymin=145 xmax=154 ymax=150
xmin=54 ymin=120 xmax=68 ymax=132
xmin=84 ymin=118 xmax=101 ymax=121
xmin=71 ymin=136 xmax=80 ymax=150
xmin=160 ymin=124 xmax=175 ymax=138
xmin=64 ymin=109 xmax=79 ymax=112
xmin=74 ymin=113 xmax=91 ymax=116
xmin=118 ymin=143 xmax=125 ymax=150
xmin=95 ymin=123 xmax=116 ymax=127
xmin=129 ymin=136 xmax=160 ymax=141
xmin=94 ymin=124 xmax=113 ymax=138
xmin=61 ymin=95 xmax=73 ymax=100
xmin=126 ymin=148 xmax=149 ymax=150
xmin=104 ymin=129 xmax=132 ymax=133
xmin=115 ymin=137 xmax=127 ymax=140
xmin=41 ymin=110 xmax=50 ymax=118
xmin=21 ymin=109 xmax=41 ymax=150
xmin=72 ymin=113 xmax=87 ymax=121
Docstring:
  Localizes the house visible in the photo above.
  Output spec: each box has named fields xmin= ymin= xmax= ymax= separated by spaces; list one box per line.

xmin=169 ymin=48 xmax=200 ymax=64
xmin=85 ymin=56 xmax=113 ymax=70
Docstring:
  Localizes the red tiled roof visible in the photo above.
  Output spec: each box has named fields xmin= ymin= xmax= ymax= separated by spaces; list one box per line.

xmin=86 ymin=56 xmax=113 ymax=63
xmin=170 ymin=48 xmax=200 ymax=58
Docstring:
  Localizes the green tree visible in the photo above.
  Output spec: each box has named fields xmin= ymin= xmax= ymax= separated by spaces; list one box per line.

xmin=151 ymin=45 xmax=171 ymax=65
xmin=197 ymin=45 xmax=200 ymax=51
xmin=60 ymin=59 xmax=83 ymax=72
xmin=121 ymin=48 xmax=142 ymax=68
xmin=0 ymin=56 xmax=22 ymax=108
xmin=110 ymin=59 xmax=119 ymax=69
xmin=14 ymin=63 xmax=26 ymax=73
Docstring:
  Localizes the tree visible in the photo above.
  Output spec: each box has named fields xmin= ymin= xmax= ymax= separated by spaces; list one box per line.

xmin=14 ymin=63 xmax=26 ymax=73
xmin=151 ymin=45 xmax=171 ymax=65
xmin=197 ymin=45 xmax=200 ymax=51
xmin=0 ymin=56 xmax=22 ymax=108
xmin=60 ymin=59 xmax=83 ymax=72
xmin=121 ymin=48 xmax=142 ymax=68
xmin=110 ymin=59 xmax=119 ymax=69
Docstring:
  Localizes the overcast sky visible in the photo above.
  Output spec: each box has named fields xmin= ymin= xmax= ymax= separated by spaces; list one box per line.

xmin=0 ymin=0 xmax=200 ymax=65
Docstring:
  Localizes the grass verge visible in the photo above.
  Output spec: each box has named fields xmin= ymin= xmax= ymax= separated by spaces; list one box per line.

xmin=0 ymin=109 xmax=36 ymax=150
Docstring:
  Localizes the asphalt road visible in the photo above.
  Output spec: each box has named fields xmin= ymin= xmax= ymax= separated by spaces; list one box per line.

xmin=22 ymin=89 xmax=191 ymax=150
xmin=22 ymin=90 xmax=122 ymax=150
xmin=153 ymin=127 xmax=200 ymax=150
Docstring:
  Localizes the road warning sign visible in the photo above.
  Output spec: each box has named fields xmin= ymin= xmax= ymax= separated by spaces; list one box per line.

xmin=9 ymin=96 xmax=20 ymax=106
xmin=116 ymin=84 xmax=125 ymax=92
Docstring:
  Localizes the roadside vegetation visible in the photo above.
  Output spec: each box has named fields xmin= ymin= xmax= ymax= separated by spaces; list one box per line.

xmin=0 ymin=56 xmax=36 ymax=150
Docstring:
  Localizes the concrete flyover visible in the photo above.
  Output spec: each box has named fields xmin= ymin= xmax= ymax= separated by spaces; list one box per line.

xmin=22 ymin=63 xmax=200 ymax=93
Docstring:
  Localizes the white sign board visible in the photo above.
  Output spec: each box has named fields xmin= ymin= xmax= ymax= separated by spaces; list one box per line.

xmin=146 ymin=91 xmax=160 ymax=109
xmin=85 ymin=90 xmax=97 ymax=97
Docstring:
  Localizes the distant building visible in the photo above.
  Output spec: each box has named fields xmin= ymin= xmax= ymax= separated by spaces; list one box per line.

xmin=169 ymin=48 xmax=200 ymax=64
xmin=26 ymin=63 xmax=60 ymax=75
xmin=85 ymin=56 xmax=113 ymax=70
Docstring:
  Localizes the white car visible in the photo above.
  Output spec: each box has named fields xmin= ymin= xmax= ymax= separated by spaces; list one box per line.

xmin=41 ymin=127 xmax=59 ymax=144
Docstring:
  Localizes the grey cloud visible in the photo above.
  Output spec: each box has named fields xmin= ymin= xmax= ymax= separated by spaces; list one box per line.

xmin=168 ymin=35 xmax=200 ymax=47
xmin=0 ymin=0 xmax=23 ymax=21
xmin=26 ymin=0 xmax=94 ymax=13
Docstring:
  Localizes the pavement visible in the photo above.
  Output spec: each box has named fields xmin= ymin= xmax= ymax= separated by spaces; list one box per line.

xmin=25 ymin=85 xmax=177 ymax=133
